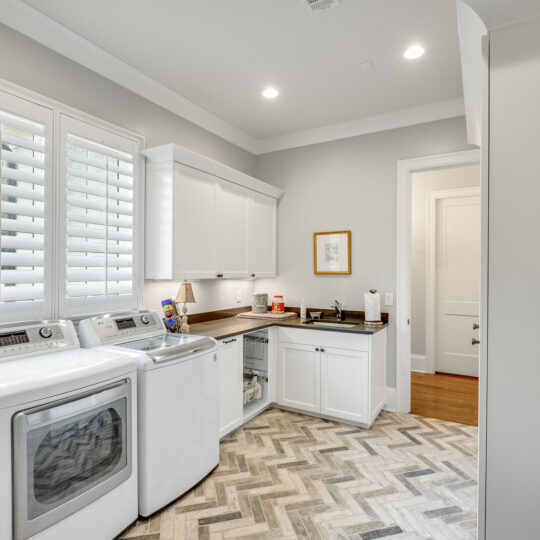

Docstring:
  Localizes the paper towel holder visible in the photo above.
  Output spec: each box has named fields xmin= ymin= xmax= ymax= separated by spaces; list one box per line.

xmin=364 ymin=289 xmax=384 ymax=327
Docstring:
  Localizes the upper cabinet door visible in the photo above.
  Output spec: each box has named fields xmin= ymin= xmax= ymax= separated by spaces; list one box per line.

xmin=249 ymin=193 xmax=277 ymax=278
xmin=216 ymin=181 xmax=250 ymax=278
xmin=173 ymin=164 xmax=217 ymax=279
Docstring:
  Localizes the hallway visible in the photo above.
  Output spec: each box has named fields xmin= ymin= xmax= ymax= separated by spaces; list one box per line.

xmin=411 ymin=372 xmax=478 ymax=426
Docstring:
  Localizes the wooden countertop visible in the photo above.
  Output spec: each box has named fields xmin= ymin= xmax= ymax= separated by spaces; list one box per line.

xmin=186 ymin=315 xmax=389 ymax=341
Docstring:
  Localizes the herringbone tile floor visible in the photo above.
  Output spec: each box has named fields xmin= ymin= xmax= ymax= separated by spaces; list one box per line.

xmin=120 ymin=407 xmax=477 ymax=539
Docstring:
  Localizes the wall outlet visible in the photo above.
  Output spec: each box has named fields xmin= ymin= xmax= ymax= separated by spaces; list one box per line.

xmin=384 ymin=292 xmax=394 ymax=306
xmin=236 ymin=289 xmax=243 ymax=303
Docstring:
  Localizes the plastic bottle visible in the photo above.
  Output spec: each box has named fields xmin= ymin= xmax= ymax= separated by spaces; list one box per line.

xmin=300 ymin=298 xmax=306 ymax=319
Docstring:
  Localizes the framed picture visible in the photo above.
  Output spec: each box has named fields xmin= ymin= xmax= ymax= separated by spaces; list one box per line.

xmin=314 ymin=231 xmax=351 ymax=274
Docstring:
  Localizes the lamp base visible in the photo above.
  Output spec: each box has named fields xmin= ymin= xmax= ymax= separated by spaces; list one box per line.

xmin=180 ymin=303 xmax=190 ymax=333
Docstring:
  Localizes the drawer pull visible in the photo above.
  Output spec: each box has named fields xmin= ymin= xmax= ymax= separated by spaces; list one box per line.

xmin=223 ymin=338 xmax=237 ymax=344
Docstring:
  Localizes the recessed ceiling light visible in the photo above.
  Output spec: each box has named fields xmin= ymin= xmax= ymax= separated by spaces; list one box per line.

xmin=262 ymin=87 xmax=279 ymax=99
xmin=403 ymin=44 xmax=425 ymax=60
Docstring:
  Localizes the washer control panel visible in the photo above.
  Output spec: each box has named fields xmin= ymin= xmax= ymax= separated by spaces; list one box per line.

xmin=0 ymin=320 xmax=77 ymax=360
xmin=79 ymin=311 xmax=165 ymax=347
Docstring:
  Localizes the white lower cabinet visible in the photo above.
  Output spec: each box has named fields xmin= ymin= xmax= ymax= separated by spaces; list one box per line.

xmin=321 ymin=348 xmax=369 ymax=424
xmin=279 ymin=342 xmax=321 ymax=413
xmin=217 ymin=337 xmax=243 ymax=438
xmin=278 ymin=327 xmax=387 ymax=427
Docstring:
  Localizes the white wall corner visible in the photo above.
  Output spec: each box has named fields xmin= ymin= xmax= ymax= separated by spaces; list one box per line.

xmin=384 ymin=387 xmax=397 ymax=412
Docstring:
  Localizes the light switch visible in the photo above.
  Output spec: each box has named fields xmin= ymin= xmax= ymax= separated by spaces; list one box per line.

xmin=236 ymin=289 xmax=243 ymax=303
xmin=384 ymin=292 xmax=394 ymax=306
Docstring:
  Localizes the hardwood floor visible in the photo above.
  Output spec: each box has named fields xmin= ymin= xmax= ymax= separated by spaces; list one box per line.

xmin=411 ymin=372 xmax=479 ymax=426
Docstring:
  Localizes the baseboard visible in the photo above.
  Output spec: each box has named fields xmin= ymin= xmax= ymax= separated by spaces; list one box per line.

xmin=384 ymin=387 xmax=397 ymax=412
xmin=411 ymin=354 xmax=433 ymax=373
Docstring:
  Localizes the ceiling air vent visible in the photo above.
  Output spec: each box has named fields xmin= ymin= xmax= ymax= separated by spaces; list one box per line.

xmin=304 ymin=0 xmax=341 ymax=14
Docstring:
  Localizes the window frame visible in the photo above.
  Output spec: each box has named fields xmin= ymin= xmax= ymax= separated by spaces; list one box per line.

xmin=0 ymin=79 xmax=145 ymax=322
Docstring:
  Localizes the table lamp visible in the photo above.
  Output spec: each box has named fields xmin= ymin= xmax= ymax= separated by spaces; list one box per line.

xmin=175 ymin=281 xmax=196 ymax=332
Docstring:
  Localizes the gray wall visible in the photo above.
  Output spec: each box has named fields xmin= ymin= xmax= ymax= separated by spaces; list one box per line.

xmin=410 ymin=164 xmax=480 ymax=360
xmin=485 ymin=16 xmax=540 ymax=539
xmin=0 ymin=24 xmax=257 ymax=314
xmin=255 ymin=117 xmax=472 ymax=387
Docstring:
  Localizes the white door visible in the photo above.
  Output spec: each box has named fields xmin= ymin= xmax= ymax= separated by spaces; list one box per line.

xmin=216 ymin=181 xmax=250 ymax=278
xmin=173 ymin=164 xmax=217 ymax=279
xmin=278 ymin=342 xmax=320 ymax=412
xmin=435 ymin=195 xmax=481 ymax=376
xmin=321 ymin=347 xmax=369 ymax=423
xmin=248 ymin=193 xmax=277 ymax=278
xmin=217 ymin=338 xmax=243 ymax=437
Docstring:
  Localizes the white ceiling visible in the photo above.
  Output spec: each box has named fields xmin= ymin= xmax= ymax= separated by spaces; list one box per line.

xmin=464 ymin=0 xmax=540 ymax=29
xmin=19 ymin=0 xmax=464 ymax=143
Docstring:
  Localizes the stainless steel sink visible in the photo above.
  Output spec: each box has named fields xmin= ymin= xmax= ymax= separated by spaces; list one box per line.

xmin=303 ymin=320 xmax=358 ymax=329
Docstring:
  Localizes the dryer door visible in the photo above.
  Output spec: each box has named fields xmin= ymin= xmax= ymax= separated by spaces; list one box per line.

xmin=13 ymin=379 xmax=132 ymax=540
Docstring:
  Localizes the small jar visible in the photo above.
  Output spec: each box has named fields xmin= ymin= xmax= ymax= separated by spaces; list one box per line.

xmin=272 ymin=295 xmax=285 ymax=314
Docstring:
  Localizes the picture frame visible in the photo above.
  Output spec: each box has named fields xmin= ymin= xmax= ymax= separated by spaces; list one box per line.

xmin=313 ymin=230 xmax=351 ymax=275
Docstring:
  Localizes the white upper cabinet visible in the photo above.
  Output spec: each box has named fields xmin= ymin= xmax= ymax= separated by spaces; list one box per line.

xmin=216 ymin=181 xmax=250 ymax=278
xmin=249 ymin=193 xmax=277 ymax=278
xmin=174 ymin=164 xmax=217 ymax=279
xmin=144 ymin=144 xmax=283 ymax=280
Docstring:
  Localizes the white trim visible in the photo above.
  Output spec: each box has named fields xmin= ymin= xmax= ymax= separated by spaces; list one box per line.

xmin=410 ymin=355 xmax=430 ymax=373
xmin=0 ymin=0 xmax=258 ymax=154
xmin=257 ymin=98 xmax=465 ymax=154
xmin=143 ymin=144 xmax=284 ymax=200
xmin=0 ymin=0 xmax=466 ymax=155
xmin=425 ymin=186 xmax=480 ymax=374
xmin=396 ymin=149 xmax=480 ymax=413
xmin=383 ymin=387 xmax=397 ymax=412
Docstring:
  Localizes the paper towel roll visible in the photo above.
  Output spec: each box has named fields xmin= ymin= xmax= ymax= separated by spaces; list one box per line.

xmin=364 ymin=289 xmax=381 ymax=322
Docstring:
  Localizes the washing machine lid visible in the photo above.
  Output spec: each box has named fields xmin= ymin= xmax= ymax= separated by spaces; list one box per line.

xmin=115 ymin=333 xmax=216 ymax=367
xmin=0 ymin=348 xmax=136 ymax=410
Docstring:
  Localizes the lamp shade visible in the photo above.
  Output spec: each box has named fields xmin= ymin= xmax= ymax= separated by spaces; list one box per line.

xmin=176 ymin=282 xmax=196 ymax=304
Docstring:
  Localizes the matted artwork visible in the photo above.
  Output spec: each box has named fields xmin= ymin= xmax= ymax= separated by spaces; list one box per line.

xmin=313 ymin=231 xmax=351 ymax=274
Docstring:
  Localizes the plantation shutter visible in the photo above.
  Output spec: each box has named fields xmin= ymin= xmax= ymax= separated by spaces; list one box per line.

xmin=59 ymin=115 xmax=140 ymax=317
xmin=0 ymin=91 xmax=53 ymax=323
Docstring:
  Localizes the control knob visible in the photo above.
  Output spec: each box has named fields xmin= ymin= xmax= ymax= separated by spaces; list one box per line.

xmin=39 ymin=327 xmax=53 ymax=339
xmin=140 ymin=315 xmax=150 ymax=325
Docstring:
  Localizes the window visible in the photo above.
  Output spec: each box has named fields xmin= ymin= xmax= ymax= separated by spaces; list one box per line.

xmin=59 ymin=115 xmax=140 ymax=317
xmin=0 ymin=92 xmax=53 ymax=324
xmin=0 ymin=85 xmax=142 ymax=323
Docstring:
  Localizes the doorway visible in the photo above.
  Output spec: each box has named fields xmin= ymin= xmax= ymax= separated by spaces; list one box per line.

xmin=408 ymin=164 xmax=480 ymax=425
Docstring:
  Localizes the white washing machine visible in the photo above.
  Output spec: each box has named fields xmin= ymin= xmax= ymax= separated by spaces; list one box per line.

xmin=0 ymin=319 xmax=138 ymax=540
xmin=79 ymin=311 xmax=219 ymax=517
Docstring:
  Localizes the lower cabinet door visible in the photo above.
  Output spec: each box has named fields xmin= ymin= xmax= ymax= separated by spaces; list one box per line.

xmin=321 ymin=347 xmax=369 ymax=423
xmin=278 ymin=342 xmax=320 ymax=413
xmin=218 ymin=338 xmax=243 ymax=437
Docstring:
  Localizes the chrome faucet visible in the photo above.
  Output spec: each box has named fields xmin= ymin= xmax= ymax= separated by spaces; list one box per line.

xmin=332 ymin=299 xmax=343 ymax=321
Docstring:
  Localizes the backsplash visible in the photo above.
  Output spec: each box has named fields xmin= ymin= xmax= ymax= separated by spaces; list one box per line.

xmin=143 ymin=280 xmax=255 ymax=315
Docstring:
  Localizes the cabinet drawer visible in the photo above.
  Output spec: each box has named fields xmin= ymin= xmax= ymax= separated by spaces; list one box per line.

xmin=278 ymin=327 xmax=369 ymax=351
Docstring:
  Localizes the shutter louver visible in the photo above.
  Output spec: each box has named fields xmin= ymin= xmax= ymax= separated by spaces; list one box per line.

xmin=59 ymin=116 xmax=139 ymax=316
xmin=0 ymin=101 xmax=52 ymax=322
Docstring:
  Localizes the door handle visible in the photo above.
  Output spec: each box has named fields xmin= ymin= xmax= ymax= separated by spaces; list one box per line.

xmin=472 ymin=338 xmax=480 ymax=345
xmin=473 ymin=323 xmax=479 ymax=330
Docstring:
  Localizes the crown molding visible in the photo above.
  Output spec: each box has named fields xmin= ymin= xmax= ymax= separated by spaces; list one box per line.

xmin=0 ymin=0 xmax=465 ymax=157
xmin=256 ymin=98 xmax=466 ymax=154
xmin=0 ymin=0 xmax=259 ymax=154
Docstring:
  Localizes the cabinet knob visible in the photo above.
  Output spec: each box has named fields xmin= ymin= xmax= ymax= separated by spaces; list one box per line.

xmin=320 ymin=348 xmax=325 ymax=353
xmin=251 ymin=274 xmax=256 ymax=278
xmin=473 ymin=322 xmax=479 ymax=330
xmin=315 ymin=347 xmax=320 ymax=352
xmin=472 ymin=338 xmax=480 ymax=346
xmin=216 ymin=273 xmax=224 ymax=278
